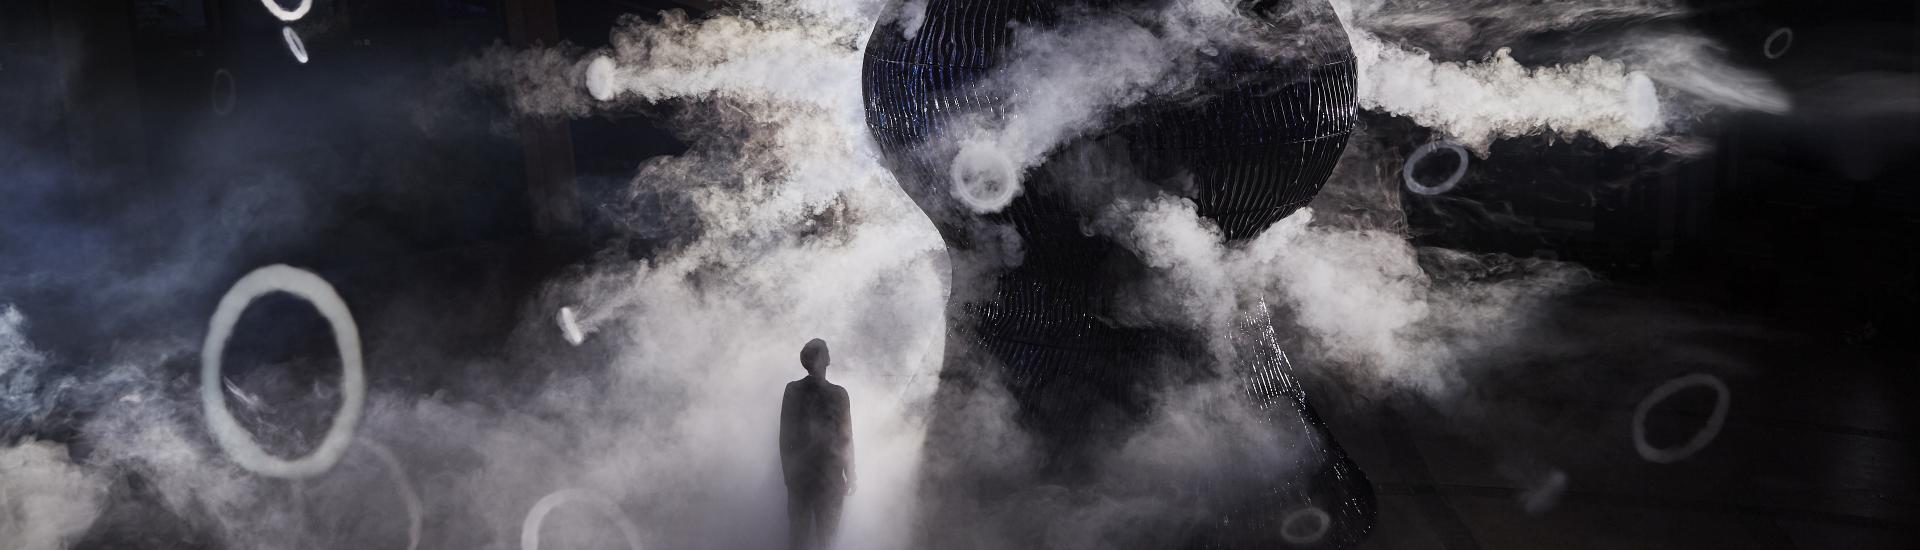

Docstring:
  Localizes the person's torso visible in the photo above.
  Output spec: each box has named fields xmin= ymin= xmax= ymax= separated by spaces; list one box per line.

xmin=786 ymin=379 xmax=850 ymax=467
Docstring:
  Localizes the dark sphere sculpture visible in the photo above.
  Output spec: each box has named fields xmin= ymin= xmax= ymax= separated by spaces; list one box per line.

xmin=863 ymin=1 xmax=1374 ymax=548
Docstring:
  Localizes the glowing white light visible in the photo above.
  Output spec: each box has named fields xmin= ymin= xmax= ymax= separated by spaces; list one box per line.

xmin=1401 ymin=141 xmax=1470 ymax=196
xmin=585 ymin=56 xmax=618 ymax=101
xmin=1279 ymin=506 xmax=1331 ymax=545
xmin=556 ymin=306 xmax=585 ymax=346
xmin=1624 ymin=71 xmax=1661 ymax=130
xmin=283 ymin=27 xmax=309 ymax=64
xmin=211 ymin=69 xmax=237 ymax=116
xmin=200 ymin=264 xmax=365 ymax=479
xmin=1631 ymin=373 xmax=1730 ymax=464
xmin=259 ymin=0 xmax=312 ymax=22
xmin=948 ymin=142 xmax=1021 ymax=213
xmin=362 ymin=440 xmax=424 ymax=550
xmin=1763 ymin=28 xmax=1794 ymax=60
xmin=520 ymin=489 xmax=645 ymax=550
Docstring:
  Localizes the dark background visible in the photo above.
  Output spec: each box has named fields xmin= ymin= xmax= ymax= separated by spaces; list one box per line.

xmin=0 ymin=0 xmax=1914 ymax=548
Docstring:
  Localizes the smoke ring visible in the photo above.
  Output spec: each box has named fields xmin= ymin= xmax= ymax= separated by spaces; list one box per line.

xmin=948 ymin=142 xmax=1022 ymax=213
xmin=1763 ymin=28 xmax=1794 ymax=60
xmin=286 ymin=440 xmax=424 ymax=549
xmin=283 ymin=27 xmax=310 ymax=64
xmin=1279 ymin=506 xmax=1332 ymax=544
xmin=520 ymin=489 xmax=645 ymax=550
xmin=1631 ymin=373 xmax=1731 ymax=464
xmin=259 ymin=0 xmax=312 ymax=22
xmin=200 ymin=264 xmax=366 ymax=479
xmin=210 ymin=69 xmax=237 ymax=116
xmin=1402 ymin=141 xmax=1470 ymax=196
xmin=362 ymin=440 xmax=424 ymax=550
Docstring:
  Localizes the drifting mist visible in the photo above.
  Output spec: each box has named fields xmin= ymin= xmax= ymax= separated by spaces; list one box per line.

xmin=1 ymin=1 xmax=1792 ymax=549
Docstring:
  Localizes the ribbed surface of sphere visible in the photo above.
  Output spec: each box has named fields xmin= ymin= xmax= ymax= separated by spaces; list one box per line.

xmin=863 ymin=0 xmax=1358 ymax=241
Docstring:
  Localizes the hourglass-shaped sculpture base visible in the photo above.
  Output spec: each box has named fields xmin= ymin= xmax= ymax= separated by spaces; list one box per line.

xmin=914 ymin=274 xmax=1376 ymax=549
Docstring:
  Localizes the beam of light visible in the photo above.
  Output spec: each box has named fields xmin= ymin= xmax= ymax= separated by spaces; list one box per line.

xmin=520 ymin=489 xmax=645 ymax=550
xmin=1631 ymin=373 xmax=1730 ymax=464
xmin=1279 ymin=506 xmax=1332 ymax=545
xmin=259 ymin=0 xmax=312 ymax=22
xmin=200 ymin=265 xmax=365 ymax=479
xmin=1401 ymin=141 xmax=1470 ymax=196
xmin=283 ymin=27 xmax=310 ymax=65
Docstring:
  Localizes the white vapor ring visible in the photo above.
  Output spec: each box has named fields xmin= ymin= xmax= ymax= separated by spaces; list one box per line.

xmin=1279 ymin=506 xmax=1332 ymax=545
xmin=521 ymin=489 xmax=645 ymax=550
xmin=362 ymin=440 xmax=424 ymax=550
xmin=1631 ymin=373 xmax=1730 ymax=464
xmin=286 ymin=440 xmax=423 ymax=549
xmin=1402 ymin=141 xmax=1470 ymax=196
xmin=948 ymin=143 xmax=1021 ymax=213
xmin=260 ymin=0 xmax=312 ymax=22
xmin=210 ymin=69 xmax=237 ymax=116
xmin=1763 ymin=28 xmax=1794 ymax=60
xmin=201 ymin=264 xmax=365 ymax=479
xmin=283 ymin=27 xmax=310 ymax=64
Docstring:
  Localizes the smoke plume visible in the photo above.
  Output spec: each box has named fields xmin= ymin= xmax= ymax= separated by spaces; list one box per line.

xmin=0 ymin=1 xmax=1791 ymax=548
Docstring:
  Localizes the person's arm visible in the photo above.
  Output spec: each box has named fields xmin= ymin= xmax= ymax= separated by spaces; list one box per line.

xmin=839 ymin=388 xmax=855 ymax=494
xmin=779 ymin=385 xmax=797 ymax=484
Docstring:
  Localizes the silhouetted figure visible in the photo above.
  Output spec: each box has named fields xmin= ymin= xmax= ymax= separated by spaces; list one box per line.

xmin=780 ymin=338 xmax=854 ymax=550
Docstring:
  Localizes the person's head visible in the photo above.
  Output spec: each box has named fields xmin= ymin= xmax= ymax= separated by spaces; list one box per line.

xmin=801 ymin=338 xmax=831 ymax=377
